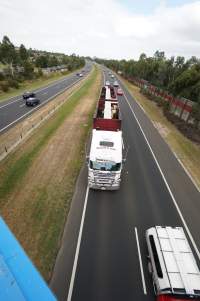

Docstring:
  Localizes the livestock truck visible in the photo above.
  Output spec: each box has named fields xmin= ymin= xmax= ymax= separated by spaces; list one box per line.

xmin=87 ymin=86 xmax=123 ymax=190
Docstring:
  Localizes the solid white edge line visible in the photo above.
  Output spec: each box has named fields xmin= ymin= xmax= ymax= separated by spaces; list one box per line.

xmin=0 ymin=72 xmax=78 ymax=109
xmin=67 ymin=186 xmax=90 ymax=301
xmin=0 ymin=77 xmax=83 ymax=134
xmin=121 ymin=80 xmax=200 ymax=194
xmin=175 ymin=155 xmax=200 ymax=193
xmin=134 ymin=227 xmax=147 ymax=295
xmin=123 ymin=90 xmax=200 ymax=261
xmin=0 ymin=98 xmax=22 ymax=109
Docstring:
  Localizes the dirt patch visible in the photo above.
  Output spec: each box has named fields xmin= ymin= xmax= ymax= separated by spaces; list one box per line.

xmin=0 ymin=68 xmax=102 ymax=279
xmin=153 ymin=122 xmax=170 ymax=138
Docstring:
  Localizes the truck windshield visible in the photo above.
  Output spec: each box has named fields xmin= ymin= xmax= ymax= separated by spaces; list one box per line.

xmin=90 ymin=161 xmax=121 ymax=171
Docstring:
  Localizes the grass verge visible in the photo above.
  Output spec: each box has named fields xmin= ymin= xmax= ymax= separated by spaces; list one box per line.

xmin=0 ymin=68 xmax=96 ymax=201
xmin=120 ymin=77 xmax=200 ymax=190
xmin=0 ymin=66 xmax=101 ymax=279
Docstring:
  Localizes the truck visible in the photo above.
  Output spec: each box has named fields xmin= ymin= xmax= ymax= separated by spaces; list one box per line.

xmin=87 ymin=86 xmax=123 ymax=190
xmin=146 ymin=226 xmax=200 ymax=301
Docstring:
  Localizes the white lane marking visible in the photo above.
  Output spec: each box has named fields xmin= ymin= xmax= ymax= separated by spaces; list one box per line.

xmin=42 ymin=92 xmax=48 ymax=95
xmin=174 ymin=152 xmax=200 ymax=194
xmin=117 ymin=74 xmax=200 ymax=194
xmin=0 ymin=98 xmax=22 ymax=109
xmin=123 ymin=90 xmax=200 ymax=261
xmin=134 ymin=227 xmax=147 ymax=295
xmin=19 ymin=103 xmax=25 ymax=108
xmin=0 ymin=77 xmax=83 ymax=134
xmin=67 ymin=186 xmax=90 ymax=301
xmin=103 ymin=71 xmax=106 ymax=85
xmin=122 ymin=139 xmax=124 ymax=149
xmin=0 ymin=70 xmax=81 ymax=109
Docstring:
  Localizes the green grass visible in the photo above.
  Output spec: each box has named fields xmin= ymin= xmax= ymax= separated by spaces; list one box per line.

xmin=0 ymin=67 xmax=97 ymax=202
xmin=0 ymin=64 xmax=100 ymax=280
xmin=0 ymin=70 xmax=77 ymax=103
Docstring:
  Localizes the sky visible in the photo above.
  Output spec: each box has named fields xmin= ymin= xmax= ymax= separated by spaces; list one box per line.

xmin=0 ymin=0 xmax=200 ymax=60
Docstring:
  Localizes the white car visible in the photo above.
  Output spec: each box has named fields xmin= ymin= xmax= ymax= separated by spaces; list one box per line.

xmin=79 ymin=73 xmax=83 ymax=77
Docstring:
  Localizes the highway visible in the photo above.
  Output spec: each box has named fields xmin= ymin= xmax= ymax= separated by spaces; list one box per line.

xmin=50 ymin=67 xmax=200 ymax=301
xmin=0 ymin=62 xmax=92 ymax=133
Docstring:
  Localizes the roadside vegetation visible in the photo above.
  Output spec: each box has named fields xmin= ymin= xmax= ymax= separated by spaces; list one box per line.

xmin=0 ymin=66 xmax=101 ymax=280
xmin=120 ymin=77 xmax=200 ymax=190
xmin=96 ymin=52 xmax=200 ymax=138
xmin=0 ymin=35 xmax=85 ymax=100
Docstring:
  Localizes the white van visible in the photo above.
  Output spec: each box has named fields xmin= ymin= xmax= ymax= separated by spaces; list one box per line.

xmin=146 ymin=226 xmax=200 ymax=300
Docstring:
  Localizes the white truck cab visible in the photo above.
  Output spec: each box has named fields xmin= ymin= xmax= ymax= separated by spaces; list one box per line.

xmin=88 ymin=129 xmax=122 ymax=190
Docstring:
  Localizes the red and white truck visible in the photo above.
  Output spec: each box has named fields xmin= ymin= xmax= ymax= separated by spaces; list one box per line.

xmin=146 ymin=226 xmax=200 ymax=301
xmin=87 ymin=86 xmax=123 ymax=190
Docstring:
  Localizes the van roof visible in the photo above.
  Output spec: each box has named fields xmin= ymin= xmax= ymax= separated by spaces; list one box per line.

xmin=146 ymin=226 xmax=200 ymax=296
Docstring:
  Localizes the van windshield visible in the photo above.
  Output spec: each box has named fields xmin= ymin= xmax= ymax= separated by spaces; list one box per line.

xmin=90 ymin=160 xmax=121 ymax=171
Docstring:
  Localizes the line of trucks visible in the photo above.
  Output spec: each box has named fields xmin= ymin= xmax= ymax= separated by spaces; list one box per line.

xmin=87 ymin=79 xmax=200 ymax=301
xmin=87 ymin=84 xmax=123 ymax=190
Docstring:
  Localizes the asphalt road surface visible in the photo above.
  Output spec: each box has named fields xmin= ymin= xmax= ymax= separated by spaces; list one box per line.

xmin=0 ymin=62 xmax=92 ymax=133
xmin=50 ymin=67 xmax=200 ymax=301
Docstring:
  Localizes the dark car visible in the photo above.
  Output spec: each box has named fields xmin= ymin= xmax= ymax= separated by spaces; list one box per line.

xmin=23 ymin=91 xmax=36 ymax=99
xmin=26 ymin=97 xmax=40 ymax=106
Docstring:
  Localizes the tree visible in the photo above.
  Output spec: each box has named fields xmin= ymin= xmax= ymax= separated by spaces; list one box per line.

xmin=0 ymin=36 xmax=18 ymax=76
xmin=48 ymin=55 xmax=58 ymax=67
xmin=22 ymin=61 xmax=34 ymax=79
xmin=154 ymin=50 xmax=165 ymax=61
xmin=19 ymin=44 xmax=29 ymax=61
xmin=35 ymin=55 xmax=49 ymax=68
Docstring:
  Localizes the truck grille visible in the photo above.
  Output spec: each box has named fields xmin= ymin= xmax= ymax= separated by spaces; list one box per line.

xmin=93 ymin=171 xmax=115 ymax=184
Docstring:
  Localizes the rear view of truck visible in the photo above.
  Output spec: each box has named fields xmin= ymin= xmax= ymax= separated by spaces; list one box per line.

xmin=146 ymin=226 xmax=200 ymax=301
xmin=88 ymin=86 xmax=123 ymax=190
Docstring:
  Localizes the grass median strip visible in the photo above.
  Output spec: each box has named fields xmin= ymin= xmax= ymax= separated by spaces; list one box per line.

xmin=0 ymin=65 xmax=101 ymax=279
xmin=120 ymin=77 xmax=200 ymax=189
xmin=0 ymin=68 xmax=96 ymax=201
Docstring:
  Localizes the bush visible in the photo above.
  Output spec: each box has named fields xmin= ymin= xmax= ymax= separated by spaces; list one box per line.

xmin=0 ymin=81 xmax=10 ymax=92
xmin=61 ymin=70 xmax=68 ymax=75
xmin=0 ymin=73 xmax=5 ymax=81
xmin=8 ymin=79 xmax=19 ymax=89
xmin=37 ymin=68 xmax=43 ymax=77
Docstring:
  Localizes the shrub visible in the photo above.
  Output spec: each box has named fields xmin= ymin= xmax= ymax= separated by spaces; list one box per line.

xmin=8 ymin=79 xmax=19 ymax=89
xmin=0 ymin=73 xmax=5 ymax=81
xmin=0 ymin=81 xmax=10 ymax=92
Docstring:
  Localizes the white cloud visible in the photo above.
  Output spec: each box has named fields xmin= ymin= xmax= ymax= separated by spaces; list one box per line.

xmin=0 ymin=0 xmax=200 ymax=59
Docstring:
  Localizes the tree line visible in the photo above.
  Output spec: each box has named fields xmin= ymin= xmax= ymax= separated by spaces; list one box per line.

xmin=95 ymin=51 xmax=200 ymax=104
xmin=0 ymin=35 xmax=85 ymax=92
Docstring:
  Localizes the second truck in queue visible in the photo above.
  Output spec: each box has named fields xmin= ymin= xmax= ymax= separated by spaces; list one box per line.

xmin=88 ymin=85 xmax=123 ymax=190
